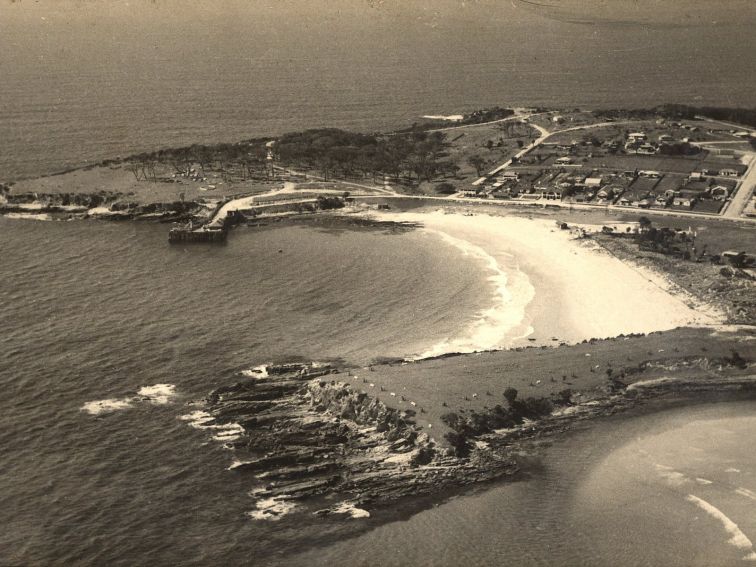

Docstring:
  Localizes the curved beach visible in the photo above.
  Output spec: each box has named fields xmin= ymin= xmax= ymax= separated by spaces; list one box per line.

xmin=372 ymin=209 xmax=717 ymax=357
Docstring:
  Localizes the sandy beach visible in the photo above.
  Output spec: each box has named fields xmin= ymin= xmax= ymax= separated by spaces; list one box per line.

xmin=370 ymin=210 xmax=718 ymax=354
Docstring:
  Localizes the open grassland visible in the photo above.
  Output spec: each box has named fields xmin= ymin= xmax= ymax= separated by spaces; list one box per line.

xmin=337 ymin=327 xmax=755 ymax=445
xmin=9 ymin=163 xmax=277 ymax=204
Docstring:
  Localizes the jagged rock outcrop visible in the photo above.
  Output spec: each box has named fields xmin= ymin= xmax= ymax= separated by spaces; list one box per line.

xmin=187 ymin=363 xmax=518 ymax=520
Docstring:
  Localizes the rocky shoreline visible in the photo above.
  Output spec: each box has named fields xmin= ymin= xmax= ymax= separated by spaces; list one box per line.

xmin=183 ymin=356 xmax=755 ymax=523
xmin=0 ymin=190 xmax=208 ymax=223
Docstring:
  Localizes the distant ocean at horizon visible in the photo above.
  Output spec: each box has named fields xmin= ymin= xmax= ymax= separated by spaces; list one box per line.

xmin=1 ymin=1 xmax=755 ymax=181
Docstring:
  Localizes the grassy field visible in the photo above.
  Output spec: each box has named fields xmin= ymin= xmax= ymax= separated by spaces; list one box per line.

xmin=336 ymin=327 xmax=754 ymax=445
xmin=408 ymin=121 xmax=539 ymax=196
xmin=9 ymin=163 xmax=278 ymax=204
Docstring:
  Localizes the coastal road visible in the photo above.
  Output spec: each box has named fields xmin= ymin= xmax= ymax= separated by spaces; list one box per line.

xmin=471 ymin=120 xmax=638 ymax=186
xmin=354 ymin=193 xmax=756 ymax=225
xmin=723 ymin=152 xmax=756 ymax=219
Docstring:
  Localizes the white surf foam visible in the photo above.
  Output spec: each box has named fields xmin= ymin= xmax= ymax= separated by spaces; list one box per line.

xmin=422 ymin=114 xmax=463 ymax=121
xmin=80 ymin=398 xmax=134 ymax=415
xmin=179 ymin=410 xmax=245 ymax=442
xmin=247 ymin=498 xmax=298 ymax=521
xmin=5 ymin=212 xmax=53 ymax=221
xmin=241 ymin=365 xmax=269 ymax=379
xmin=137 ymin=383 xmax=177 ymax=405
xmin=413 ymin=228 xmax=535 ymax=359
xmin=686 ymin=494 xmax=756 ymax=559
xmin=736 ymin=487 xmax=756 ymax=502
xmin=331 ymin=501 xmax=370 ymax=519
xmin=655 ymin=464 xmax=690 ymax=487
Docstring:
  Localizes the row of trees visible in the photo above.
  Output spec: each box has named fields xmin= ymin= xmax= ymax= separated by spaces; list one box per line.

xmin=595 ymin=104 xmax=756 ymax=129
xmin=125 ymin=140 xmax=274 ymax=183
xmin=441 ymin=387 xmax=571 ymax=457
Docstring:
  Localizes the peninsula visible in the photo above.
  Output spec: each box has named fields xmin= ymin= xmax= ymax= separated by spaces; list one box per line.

xmin=3 ymin=105 xmax=755 ymax=527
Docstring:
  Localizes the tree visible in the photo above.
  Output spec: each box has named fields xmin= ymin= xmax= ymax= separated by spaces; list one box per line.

xmin=503 ymin=387 xmax=518 ymax=406
xmin=467 ymin=155 xmax=488 ymax=177
xmin=729 ymin=252 xmax=749 ymax=268
xmin=638 ymin=216 xmax=652 ymax=232
xmin=435 ymin=182 xmax=457 ymax=195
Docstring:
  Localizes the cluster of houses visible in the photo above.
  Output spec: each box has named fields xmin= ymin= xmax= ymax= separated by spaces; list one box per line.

xmin=465 ymin=166 xmax=739 ymax=213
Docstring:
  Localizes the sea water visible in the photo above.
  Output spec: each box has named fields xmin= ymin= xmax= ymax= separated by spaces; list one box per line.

xmin=1 ymin=1 xmax=755 ymax=180
xmin=0 ymin=215 xmax=502 ymax=565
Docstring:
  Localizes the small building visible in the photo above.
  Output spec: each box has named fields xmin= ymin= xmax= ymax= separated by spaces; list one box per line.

xmin=628 ymin=132 xmax=647 ymax=141
xmin=597 ymin=187 xmax=615 ymax=200
xmin=710 ymin=185 xmax=730 ymax=200
xmin=499 ymin=170 xmax=519 ymax=180
xmin=672 ymin=190 xmax=698 ymax=208
xmin=639 ymin=170 xmax=661 ymax=178
xmin=659 ymin=134 xmax=674 ymax=142
xmin=584 ymin=177 xmax=603 ymax=188
xmin=637 ymin=144 xmax=657 ymax=155
xmin=555 ymin=157 xmax=573 ymax=166
xmin=618 ymin=197 xmax=632 ymax=206
xmin=720 ymin=169 xmax=739 ymax=177
xmin=689 ymin=172 xmax=705 ymax=181
xmin=734 ymin=131 xmax=752 ymax=138
xmin=655 ymin=194 xmax=671 ymax=206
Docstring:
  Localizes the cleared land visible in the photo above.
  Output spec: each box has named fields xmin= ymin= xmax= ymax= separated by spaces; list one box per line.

xmin=336 ymin=326 xmax=755 ymax=443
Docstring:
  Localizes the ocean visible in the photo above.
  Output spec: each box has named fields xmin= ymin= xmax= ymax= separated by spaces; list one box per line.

xmin=0 ymin=216 xmax=498 ymax=565
xmin=1 ymin=1 xmax=755 ymax=181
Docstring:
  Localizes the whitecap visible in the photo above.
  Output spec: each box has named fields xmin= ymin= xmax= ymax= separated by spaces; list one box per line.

xmin=81 ymin=398 xmax=133 ymax=415
xmin=735 ymin=487 xmax=756 ymax=502
xmin=179 ymin=410 xmax=245 ymax=442
xmin=247 ymin=498 xmax=298 ymax=521
xmin=686 ymin=494 xmax=756 ymax=558
xmin=4 ymin=212 xmax=52 ymax=221
xmin=241 ymin=365 xmax=269 ymax=379
xmin=331 ymin=501 xmax=371 ymax=519
xmin=137 ymin=383 xmax=177 ymax=405
xmin=412 ymin=228 xmax=535 ymax=359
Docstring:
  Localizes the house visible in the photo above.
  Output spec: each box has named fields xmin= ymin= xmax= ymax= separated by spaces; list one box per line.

xmin=720 ymin=169 xmax=739 ymax=177
xmin=584 ymin=177 xmax=603 ymax=188
xmin=689 ymin=172 xmax=705 ymax=181
xmin=555 ymin=157 xmax=573 ymax=166
xmin=628 ymin=132 xmax=647 ymax=141
xmin=499 ymin=170 xmax=519 ymax=180
xmin=655 ymin=194 xmax=671 ymax=206
xmin=672 ymin=190 xmax=698 ymax=208
xmin=639 ymin=170 xmax=661 ymax=178
xmin=659 ymin=134 xmax=674 ymax=142
xmin=734 ymin=131 xmax=752 ymax=138
xmin=637 ymin=144 xmax=657 ymax=155
xmin=618 ymin=197 xmax=632 ymax=206
xmin=710 ymin=185 xmax=730 ymax=200
xmin=597 ymin=187 xmax=615 ymax=200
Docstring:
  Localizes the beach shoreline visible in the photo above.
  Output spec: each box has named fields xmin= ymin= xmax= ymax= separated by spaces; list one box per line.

xmin=368 ymin=209 xmax=719 ymax=356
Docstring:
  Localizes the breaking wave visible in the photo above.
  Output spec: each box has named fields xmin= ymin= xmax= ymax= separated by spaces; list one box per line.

xmin=414 ymin=228 xmax=535 ymax=359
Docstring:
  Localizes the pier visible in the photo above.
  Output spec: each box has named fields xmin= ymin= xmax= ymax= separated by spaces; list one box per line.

xmin=168 ymin=223 xmax=227 ymax=243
